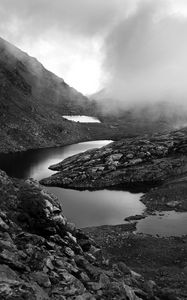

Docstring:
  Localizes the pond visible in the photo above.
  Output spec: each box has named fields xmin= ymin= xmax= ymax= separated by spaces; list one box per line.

xmin=62 ymin=115 xmax=101 ymax=123
xmin=0 ymin=140 xmax=144 ymax=227
xmin=0 ymin=140 xmax=186 ymax=235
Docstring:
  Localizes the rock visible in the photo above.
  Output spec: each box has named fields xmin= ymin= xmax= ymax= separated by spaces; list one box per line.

xmin=40 ymin=129 xmax=187 ymax=194
xmin=75 ymin=256 xmax=102 ymax=279
xmin=66 ymin=221 xmax=76 ymax=233
xmin=49 ymin=271 xmax=60 ymax=285
xmin=0 ymin=281 xmax=36 ymax=300
xmin=54 ymin=271 xmax=85 ymax=296
xmin=0 ymin=169 xmax=182 ymax=299
xmin=64 ymin=247 xmax=75 ymax=257
xmin=0 ymin=249 xmax=25 ymax=270
xmin=0 ymin=216 xmax=9 ymax=231
xmin=79 ymin=272 xmax=90 ymax=283
xmin=31 ymin=271 xmax=51 ymax=288
xmin=166 ymin=201 xmax=181 ymax=208
xmin=84 ymin=253 xmax=96 ymax=263
xmin=123 ymin=284 xmax=142 ymax=300
xmin=124 ymin=214 xmax=146 ymax=222
xmin=79 ymin=239 xmax=92 ymax=252
xmin=45 ymin=257 xmax=54 ymax=270
xmin=99 ymin=273 xmax=110 ymax=289
xmin=0 ymin=264 xmax=19 ymax=282
xmin=116 ymin=262 xmax=131 ymax=275
xmin=108 ymin=164 xmax=117 ymax=171
xmin=126 ymin=153 xmax=134 ymax=159
xmin=75 ymin=293 xmax=96 ymax=300
xmin=130 ymin=270 xmax=142 ymax=279
xmin=128 ymin=158 xmax=143 ymax=165
xmin=50 ymin=234 xmax=68 ymax=246
xmin=0 ymin=233 xmax=17 ymax=251
xmin=66 ymin=231 xmax=77 ymax=244
xmin=89 ymin=245 xmax=102 ymax=260
xmin=158 ymin=288 xmax=181 ymax=300
xmin=108 ymin=153 xmax=123 ymax=161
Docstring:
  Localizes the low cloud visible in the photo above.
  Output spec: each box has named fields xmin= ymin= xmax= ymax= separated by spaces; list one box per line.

xmin=101 ymin=0 xmax=187 ymax=113
xmin=1 ymin=0 xmax=187 ymax=110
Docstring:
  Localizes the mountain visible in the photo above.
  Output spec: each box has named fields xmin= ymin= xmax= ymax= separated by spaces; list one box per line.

xmin=90 ymin=89 xmax=187 ymax=131
xmin=0 ymin=37 xmax=98 ymax=153
xmin=0 ymin=36 xmax=183 ymax=154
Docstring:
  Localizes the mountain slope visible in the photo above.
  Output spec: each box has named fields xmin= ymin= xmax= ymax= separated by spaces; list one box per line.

xmin=0 ymin=37 xmax=97 ymax=153
xmin=90 ymin=89 xmax=187 ymax=132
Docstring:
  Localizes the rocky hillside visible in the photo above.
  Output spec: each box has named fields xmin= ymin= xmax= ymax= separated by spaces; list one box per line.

xmin=0 ymin=37 xmax=100 ymax=153
xmin=40 ymin=128 xmax=187 ymax=193
xmin=0 ymin=37 xmax=181 ymax=154
xmin=0 ymin=169 xmax=174 ymax=300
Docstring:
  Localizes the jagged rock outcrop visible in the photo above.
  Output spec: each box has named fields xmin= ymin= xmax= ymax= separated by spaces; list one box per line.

xmin=40 ymin=128 xmax=187 ymax=194
xmin=0 ymin=169 xmax=174 ymax=299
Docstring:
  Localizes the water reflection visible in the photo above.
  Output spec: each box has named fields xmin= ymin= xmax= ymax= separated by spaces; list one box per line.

xmin=48 ymin=187 xmax=144 ymax=228
xmin=62 ymin=115 xmax=101 ymax=123
xmin=0 ymin=139 xmax=186 ymax=235
xmin=0 ymin=140 xmax=144 ymax=228
xmin=0 ymin=141 xmax=111 ymax=180
xmin=137 ymin=211 xmax=187 ymax=236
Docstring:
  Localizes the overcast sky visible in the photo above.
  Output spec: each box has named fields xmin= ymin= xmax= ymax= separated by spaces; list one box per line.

xmin=1 ymin=0 xmax=187 ymax=106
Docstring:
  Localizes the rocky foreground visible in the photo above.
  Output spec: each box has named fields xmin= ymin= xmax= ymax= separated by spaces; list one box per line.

xmin=40 ymin=128 xmax=187 ymax=196
xmin=0 ymin=169 xmax=179 ymax=300
xmin=84 ymin=224 xmax=187 ymax=300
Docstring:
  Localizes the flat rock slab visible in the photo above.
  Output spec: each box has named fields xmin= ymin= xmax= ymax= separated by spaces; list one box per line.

xmin=40 ymin=128 xmax=187 ymax=191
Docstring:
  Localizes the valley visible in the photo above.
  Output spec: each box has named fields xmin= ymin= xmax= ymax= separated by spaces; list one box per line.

xmin=0 ymin=36 xmax=186 ymax=299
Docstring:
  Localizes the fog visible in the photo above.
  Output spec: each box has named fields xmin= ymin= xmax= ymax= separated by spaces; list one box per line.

xmin=1 ymin=0 xmax=187 ymax=114
xmin=101 ymin=0 xmax=187 ymax=113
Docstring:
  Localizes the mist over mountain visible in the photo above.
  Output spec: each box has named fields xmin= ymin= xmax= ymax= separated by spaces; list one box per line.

xmin=0 ymin=37 xmax=98 ymax=153
xmin=97 ymin=1 xmax=187 ymax=115
xmin=2 ymin=0 xmax=187 ymax=117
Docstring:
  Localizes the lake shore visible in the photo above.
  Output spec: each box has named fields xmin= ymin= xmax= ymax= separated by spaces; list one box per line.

xmin=1 ymin=169 xmax=181 ymax=300
xmin=83 ymin=224 xmax=187 ymax=299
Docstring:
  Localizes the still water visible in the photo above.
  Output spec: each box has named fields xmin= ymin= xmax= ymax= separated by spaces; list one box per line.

xmin=0 ymin=141 xmax=144 ymax=227
xmin=137 ymin=211 xmax=187 ymax=237
xmin=0 ymin=140 xmax=186 ymax=235
xmin=62 ymin=115 xmax=101 ymax=123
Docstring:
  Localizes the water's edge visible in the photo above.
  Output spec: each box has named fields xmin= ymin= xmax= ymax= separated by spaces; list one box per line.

xmin=0 ymin=140 xmax=186 ymax=236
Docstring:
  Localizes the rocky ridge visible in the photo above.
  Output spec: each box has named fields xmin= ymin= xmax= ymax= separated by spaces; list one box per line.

xmin=0 ymin=169 xmax=175 ymax=300
xmin=40 ymin=128 xmax=187 ymax=196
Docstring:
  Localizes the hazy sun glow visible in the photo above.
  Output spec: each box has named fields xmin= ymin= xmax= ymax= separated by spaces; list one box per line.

xmin=19 ymin=37 xmax=103 ymax=95
xmin=65 ymin=58 xmax=102 ymax=95
xmin=2 ymin=0 xmax=187 ymax=96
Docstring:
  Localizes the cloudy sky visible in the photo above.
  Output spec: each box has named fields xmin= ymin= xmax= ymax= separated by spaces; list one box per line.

xmin=1 ymin=0 xmax=187 ymax=106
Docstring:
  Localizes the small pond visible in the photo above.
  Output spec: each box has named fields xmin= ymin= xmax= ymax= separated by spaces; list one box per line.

xmin=62 ymin=115 xmax=101 ymax=123
xmin=0 ymin=139 xmax=186 ymax=235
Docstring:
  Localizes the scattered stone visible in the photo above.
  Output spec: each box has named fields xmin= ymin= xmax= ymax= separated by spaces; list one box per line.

xmin=46 ymin=257 xmax=54 ymax=270
xmin=0 ymin=216 xmax=9 ymax=231
xmin=64 ymin=247 xmax=75 ymax=257
xmin=31 ymin=271 xmax=51 ymax=288
xmin=166 ymin=201 xmax=181 ymax=208
xmin=0 ymin=168 xmax=183 ymax=299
